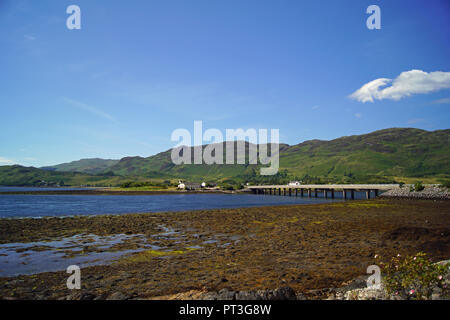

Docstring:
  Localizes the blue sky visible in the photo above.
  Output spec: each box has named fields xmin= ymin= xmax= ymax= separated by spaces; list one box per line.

xmin=0 ymin=0 xmax=449 ymax=167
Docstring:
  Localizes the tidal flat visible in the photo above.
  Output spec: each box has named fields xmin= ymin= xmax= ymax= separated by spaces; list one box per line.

xmin=0 ymin=199 xmax=449 ymax=300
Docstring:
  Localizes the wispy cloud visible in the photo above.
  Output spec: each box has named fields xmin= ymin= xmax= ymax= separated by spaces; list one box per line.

xmin=350 ymin=70 xmax=450 ymax=103
xmin=432 ymin=97 xmax=450 ymax=105
xmin=0 ymin=157 xmax=15 ymax=165
xmin=312 ymin=105 xmax=320 ymax=110
xmin=62 ymin=97 xmax=118 ymax=123
xmin=407 ymin=118 xmax=426 ymax=125
xmin=354 ymin=113 xmax=362 ymax=118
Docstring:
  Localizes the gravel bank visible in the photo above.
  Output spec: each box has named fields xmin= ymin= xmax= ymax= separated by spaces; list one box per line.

xmin=380 ymin=185 xmax=449 ymax=200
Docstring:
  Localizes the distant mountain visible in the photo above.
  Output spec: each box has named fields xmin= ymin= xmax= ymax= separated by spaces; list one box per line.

xmin=0 ymin=165 xmax=96 ymax=187
xmin=0 ymin=164 xmax=128 ymax=187
xmin=278 ymin=127 xmax=449 ymax=182
xmin=105 ymin=128 xmax=450 ymax=183
xmin=41 ymin=158 xmax=119 ymax=175
xmin=1 ymin=128 xmax=449 ymax=186
xmin=106 ymin=141 xmax=286 ymax=180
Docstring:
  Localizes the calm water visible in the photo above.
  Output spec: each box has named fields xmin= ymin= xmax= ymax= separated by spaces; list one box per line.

xmin=0 ymin=192 xmax=346 ymax=218
xmin=0 ymin=186 xmax=93 ymax=192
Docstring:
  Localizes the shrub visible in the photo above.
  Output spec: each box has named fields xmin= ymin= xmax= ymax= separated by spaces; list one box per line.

xmin=221 ymin=184 xmax=234 ymax=191
xmin=120 ymin=181 xmax=133 ymax=188
xmin=378 ymin=252 xmax=449 ymax=300
xmin=399 ymin=182 xmax=405 ymax=188
xmin=414 ymin=181 xmax=425 ymax=192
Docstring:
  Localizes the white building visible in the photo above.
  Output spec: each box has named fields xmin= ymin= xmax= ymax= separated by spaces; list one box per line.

xmin=178 ymin=180 xmax=186 ymax=189
xmin=288 ymin=181 xmax=301 ymax=186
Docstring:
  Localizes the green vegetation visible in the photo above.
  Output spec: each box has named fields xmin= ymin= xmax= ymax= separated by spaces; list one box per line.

xmin=118 ymin=180 xmax=175 ymax=190
xmin=41 ymin=158 xmax=119 ymax=175
xmin=0 ymin=165 xmax=159 ymax=187
xmin=104 ymin=128 xmax=449 ymax=184
xmin=438 ymin=180 xmax=450 ymax=189
xmin=414 ymin=181 xmax=425 ymax=192
xmin=1 ymin=128 xmax=449 ymax=186
xmin=378 ymin=252 xmax=449 ymax=300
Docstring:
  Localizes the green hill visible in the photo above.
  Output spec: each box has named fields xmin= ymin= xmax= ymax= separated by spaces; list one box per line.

xmin=1 ymin=128 xmax=449 ymax=186
xmin=104 ymin=128 xmax=450 ymax=183
xmin=41 ymin=158 xmax=119 ymax=175
xmin=279 ymin=128 xmax=450 ymax=181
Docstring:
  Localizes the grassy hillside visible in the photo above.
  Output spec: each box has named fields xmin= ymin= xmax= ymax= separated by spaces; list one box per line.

xmin=0 ymin=165 xmax=138 ymax=187
xmin=278 ymin=128 xmax=450 ymax=183
xmin=1 ymin=128 xmax=449 ymax=186
xmin=41 ymin=158 xmax=119 ymax=175
xmin=106 ymin=128 xmax=449 ymax=184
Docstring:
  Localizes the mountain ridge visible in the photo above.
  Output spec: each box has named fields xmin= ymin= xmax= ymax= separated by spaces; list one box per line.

xmin=1 ymin=127 xmax=449 ymax=186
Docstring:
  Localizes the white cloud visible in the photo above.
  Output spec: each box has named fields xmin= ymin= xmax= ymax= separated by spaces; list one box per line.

xmin=62 ymin=97 xmax=118 ymax=123
xmin=354 ymin=113 xmax=362 ymax=118
xmin=0 ymin=157 xmax=14 ymax=165
xmin=350 ymin=70 xmax=450 ymax=103
xmin=312 ymin=105 xmax=320 ymax=110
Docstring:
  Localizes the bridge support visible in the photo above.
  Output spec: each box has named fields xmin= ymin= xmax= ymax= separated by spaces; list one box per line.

xmin=250 ymin=186 xmax=384 ymax=200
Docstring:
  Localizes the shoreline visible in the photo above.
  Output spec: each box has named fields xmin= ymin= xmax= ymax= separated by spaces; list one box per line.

xmin=379 ymin=185 xmax=449 ymax=200
xmin=0 ymin=199 xmax=449 ymax=300
xmin=0 ymin=189 xmax=240 ymax=196
xmin=1 ymin=185 xmax=448 ymax=200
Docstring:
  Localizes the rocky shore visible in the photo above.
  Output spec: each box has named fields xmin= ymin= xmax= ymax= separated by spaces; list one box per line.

xmin=326 ymin=259 xmax=450 ymax=300
xmin=60 ymin=286 xmax=301 ymax=300
xmin=0 ymin=199 xmax=449 ymax=300
xmin=60 ymin=264 xmax=450 ymax=300
xmin=380 ymin=185 xmax=449 ymax=200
